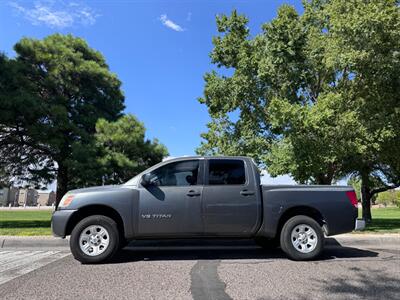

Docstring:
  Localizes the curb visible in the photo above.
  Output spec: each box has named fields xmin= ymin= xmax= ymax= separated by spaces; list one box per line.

xmin=0 ymin=236 xmax=69 ymax=249
xmin=328 ymin=234 xmax=400 ymax=248
xmin=0 ymin=234 xmax=398 ymax=250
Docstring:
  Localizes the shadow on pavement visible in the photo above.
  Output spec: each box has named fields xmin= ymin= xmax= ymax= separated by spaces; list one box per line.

xmin=107 ymin=238 xmax=379 ymax=264
xmin=315 ymin=266 xmax=400 ymax=300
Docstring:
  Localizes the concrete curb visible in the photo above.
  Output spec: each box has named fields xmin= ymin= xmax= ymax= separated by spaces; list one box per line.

xmin=0 ymin=236 xmax=69 ymax=249
xmin=0 ymin=234 xmax=398 ymax=249
xmin=328 ymin=234 xmax=400 ymax=248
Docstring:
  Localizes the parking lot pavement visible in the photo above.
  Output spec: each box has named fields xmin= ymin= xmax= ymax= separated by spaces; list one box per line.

xmin=0 ymin=241 xmax=399 ymax=300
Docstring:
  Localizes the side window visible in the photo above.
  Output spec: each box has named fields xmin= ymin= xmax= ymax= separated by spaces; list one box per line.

xmin=208 ymin=159 xmax=246 ymax=185
xmin=149 ymin=160 xmax=200 ymax=187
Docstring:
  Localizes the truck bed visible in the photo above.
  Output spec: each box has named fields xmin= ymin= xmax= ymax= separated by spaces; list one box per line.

xmin=258 ymin=184 xmax=357 ymax=238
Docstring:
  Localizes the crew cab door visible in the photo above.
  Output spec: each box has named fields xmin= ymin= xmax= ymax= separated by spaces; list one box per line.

xmin=137 ymin=159 xmax=204 ymax=237
xmin=202 ymin=158 xmax=261 ymax=236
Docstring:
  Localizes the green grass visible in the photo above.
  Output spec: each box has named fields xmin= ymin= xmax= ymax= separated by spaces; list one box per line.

xmin=0 ymin=207 xmax=399 ymax=236
xmin=0 ymin=210 xmax=52 ymax=236
xmin=358 ymin=207 xmax=400 ymax=233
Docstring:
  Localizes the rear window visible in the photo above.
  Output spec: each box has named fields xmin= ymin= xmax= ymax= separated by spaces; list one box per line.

xmin=208 ymin=159 xmax=246 ymax=185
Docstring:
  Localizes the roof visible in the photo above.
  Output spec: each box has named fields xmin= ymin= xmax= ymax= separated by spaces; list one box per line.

xmin=163 ymin=155 xmax=252 ymax=162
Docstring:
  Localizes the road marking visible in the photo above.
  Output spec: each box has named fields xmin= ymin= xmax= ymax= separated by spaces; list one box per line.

xmin=0 ymin=250 xmax=70 ymax=285
xmin=0 ymin=251 xmax=42 ymax=267
xmin=0 ymin=251 xmax=19 ymax=263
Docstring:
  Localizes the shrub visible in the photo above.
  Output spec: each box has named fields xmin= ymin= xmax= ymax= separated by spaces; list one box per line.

xmin=377 ymin=190 xmax=400 ymax=207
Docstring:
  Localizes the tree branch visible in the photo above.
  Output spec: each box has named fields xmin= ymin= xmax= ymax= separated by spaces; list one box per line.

xmin=370 ymin=184 xmax=400 ymax=196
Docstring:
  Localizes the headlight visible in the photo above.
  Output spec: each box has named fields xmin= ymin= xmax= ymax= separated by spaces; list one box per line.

xmin=59 ymin=194 xmax=75 ymax=208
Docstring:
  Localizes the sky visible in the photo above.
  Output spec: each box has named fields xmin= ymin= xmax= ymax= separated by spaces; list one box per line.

xmin=0 ymin=0 xmax=306 ymax=185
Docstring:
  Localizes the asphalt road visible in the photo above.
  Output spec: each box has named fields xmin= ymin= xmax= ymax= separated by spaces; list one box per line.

xmin=0 ymin=240 xmax=399 ymax=300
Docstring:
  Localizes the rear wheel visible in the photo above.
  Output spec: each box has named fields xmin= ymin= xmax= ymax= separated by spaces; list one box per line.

xmin=70 ymin=215 xmax=120 ymax=264
xmin=280 ymin=215 xmax=324 ymax=261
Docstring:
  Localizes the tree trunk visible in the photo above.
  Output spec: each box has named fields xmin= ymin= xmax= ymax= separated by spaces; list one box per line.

xmin=360 ymin=173 xmax=372 ymax=223
xmin=56 ymin=163 xmax=69 ymax=206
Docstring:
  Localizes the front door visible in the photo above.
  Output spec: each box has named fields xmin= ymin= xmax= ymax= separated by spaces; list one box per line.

xmin=137 ymin=159 xmax=204 ymax=237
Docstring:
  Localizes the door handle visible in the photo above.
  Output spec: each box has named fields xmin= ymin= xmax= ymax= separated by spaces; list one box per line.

xmin=187 ymin=190 xmax=201 ymax=197
xmin=240 ymin=190 xmax=255 ymax=196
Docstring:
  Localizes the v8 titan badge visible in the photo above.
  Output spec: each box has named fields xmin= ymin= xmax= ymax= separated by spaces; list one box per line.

xmin=141 ymin=213 xmax=172 ymax=219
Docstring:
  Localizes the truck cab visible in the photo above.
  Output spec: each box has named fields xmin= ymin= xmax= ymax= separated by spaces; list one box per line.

xmin=133 ymin=156 xmax=262 ymax=238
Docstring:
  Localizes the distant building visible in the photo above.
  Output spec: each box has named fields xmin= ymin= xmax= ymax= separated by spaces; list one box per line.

xmin=0 ymin=187 xmax=19 ymax=206
xmin=0 ymin=187 xmax=56 ymax=206
xmin=17 ymin=188 xmax=38 ymax=206
xmin=0 ymin=188 xmax=9 ymax=206
xmin=37 ymin=191 xmax=56 ymax=206
xmin=9 ymin=187 xmax=20 ymax=206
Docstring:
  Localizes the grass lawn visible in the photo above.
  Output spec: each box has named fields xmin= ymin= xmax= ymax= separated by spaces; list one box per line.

xmin=0 ymin=207 xmax=399 ymax=236
xmin=0 ymin=210 xmax=53 ymax=236
xmin=357 ymin=207 xmax=400 ymax=233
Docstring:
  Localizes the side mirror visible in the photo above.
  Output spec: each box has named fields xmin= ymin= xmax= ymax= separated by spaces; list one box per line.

xmin=141 ymin=173 xmax=152 ymax=186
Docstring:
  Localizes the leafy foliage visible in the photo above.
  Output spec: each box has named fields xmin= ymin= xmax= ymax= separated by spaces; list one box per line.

xmin=0 ymin=34 xmax=167 ymax=201
xmin=198 ymin=1 xmax=400 ymax=219
xmin=95 ymin=115 xmax=168 ymax=184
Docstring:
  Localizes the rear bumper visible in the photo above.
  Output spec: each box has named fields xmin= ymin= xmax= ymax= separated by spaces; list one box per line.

xmin=51 ymin=209 xmax=77 ymax=238
xmin=354 ymin=219 xmax=366 ymax=231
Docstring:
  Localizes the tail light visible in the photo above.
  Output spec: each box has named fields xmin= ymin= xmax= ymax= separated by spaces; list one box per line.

xmin=346 ymin=191 xmax=358 ymax=208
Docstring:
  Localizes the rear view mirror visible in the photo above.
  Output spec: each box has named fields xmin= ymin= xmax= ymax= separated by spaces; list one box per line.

xmin=141 ymin=173 xmax=152 ymax=186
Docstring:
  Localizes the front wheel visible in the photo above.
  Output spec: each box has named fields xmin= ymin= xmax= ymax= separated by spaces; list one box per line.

xmin=280 ymin=215 xmax=324 ymax=261
xmin=70 ymin=215 xmax=120 ymax=264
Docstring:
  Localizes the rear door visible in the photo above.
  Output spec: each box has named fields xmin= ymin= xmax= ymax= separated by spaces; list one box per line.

xmin=202 ymin=158 xmax=260 ymax=236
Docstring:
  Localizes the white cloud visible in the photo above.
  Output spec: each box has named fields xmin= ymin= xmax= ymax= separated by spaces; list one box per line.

xmin=159 ymin=14 xmax=184 ymax=32
xmin=9 ymin=1 xmax=99 ymax=29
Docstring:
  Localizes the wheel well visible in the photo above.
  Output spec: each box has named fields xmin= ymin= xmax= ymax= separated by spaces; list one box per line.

xmin=65 ymin=205 xmax=125 ymax=238
xmin=276 ymin=206 xmax=326 ymax=237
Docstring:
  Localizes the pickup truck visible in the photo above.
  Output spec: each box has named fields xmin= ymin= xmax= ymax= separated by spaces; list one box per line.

xmin=51 ymin=156 xmax=365 ymax=263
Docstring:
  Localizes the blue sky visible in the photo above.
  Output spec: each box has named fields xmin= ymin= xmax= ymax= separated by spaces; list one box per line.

xmin=0 ymin=0 xmax=305 ymax=184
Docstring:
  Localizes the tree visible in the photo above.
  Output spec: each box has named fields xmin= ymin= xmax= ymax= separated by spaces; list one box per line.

xmin=198 ymin=1 xmax=400 ymax=221
xmin=196 ymin=10 xmax=271 ymax=165
xmin=94 ymin=114 xmax=168 ymax=185
xmin=0 ymin=34 xmax=125 ymax=203
xmin=0 ymin=52 xmax=55 ymax=189
xmin=323 ymin=0 xmax=400 ymax=221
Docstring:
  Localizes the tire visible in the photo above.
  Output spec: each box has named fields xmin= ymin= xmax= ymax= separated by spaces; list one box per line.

xmin=255 ymin=237 xmax=279 ymax=249
xmin=280 ymin=215 xmax=324 ymax=261
xmin=70 ymin=215 xmax=120 ymax=264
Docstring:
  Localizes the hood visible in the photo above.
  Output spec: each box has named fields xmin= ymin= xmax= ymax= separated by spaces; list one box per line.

xmin=68 ymin=185 xmax=123 ymax=194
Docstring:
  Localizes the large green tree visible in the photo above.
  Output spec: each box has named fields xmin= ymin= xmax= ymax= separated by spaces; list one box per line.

xmin=325 ymin=0 xmax=400 ymax=220
xmin=0 ymin=34 xmax=125 ymax=203
xmin=197 ymin=1 xmax=400 ymax=221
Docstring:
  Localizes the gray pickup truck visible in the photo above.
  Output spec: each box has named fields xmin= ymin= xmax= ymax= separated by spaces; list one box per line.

xmin=52 ymin=156 xmax=364 ymax=263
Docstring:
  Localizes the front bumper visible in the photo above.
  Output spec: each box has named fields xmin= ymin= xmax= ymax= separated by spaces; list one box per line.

xmin=51 ymin=209 xmax=77 ymax=238
xmin=354 ymin=219 xmax=366 ymax=231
